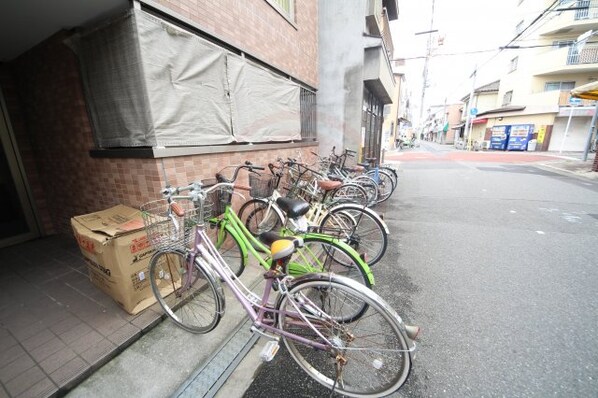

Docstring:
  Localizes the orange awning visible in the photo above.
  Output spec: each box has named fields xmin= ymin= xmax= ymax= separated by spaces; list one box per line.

xmin=571 ymin=81 xmax=598 ymax=100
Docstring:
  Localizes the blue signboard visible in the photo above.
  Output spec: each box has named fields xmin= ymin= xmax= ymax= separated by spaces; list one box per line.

xmin=506 ymin=124 xmax=534 ymax=151
xmin=490 ymin=125 xmax=510 ymax=150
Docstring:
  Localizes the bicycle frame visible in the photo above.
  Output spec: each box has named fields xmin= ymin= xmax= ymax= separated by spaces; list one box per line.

xmin=191 ymin=221 xmax=341 ymax=350
xmin=212 ymin=199 xmax=374 ymax=285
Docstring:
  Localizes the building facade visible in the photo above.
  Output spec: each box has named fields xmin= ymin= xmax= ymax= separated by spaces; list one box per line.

xmin=0 ymin=0 xmax=319 ymax=248
xmin=464 ymin=0 xmax=598 ymax=156
xmin=317 ymin=0 xmax=398 ymax=161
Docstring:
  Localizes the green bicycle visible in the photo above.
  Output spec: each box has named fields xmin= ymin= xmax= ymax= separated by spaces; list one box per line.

xmin=208 ymin=163 xmax=374 ymax=288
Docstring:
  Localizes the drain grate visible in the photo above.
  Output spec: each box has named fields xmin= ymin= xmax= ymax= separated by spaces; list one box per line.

xmin=173 ymin=317 xmax=259 ymax=398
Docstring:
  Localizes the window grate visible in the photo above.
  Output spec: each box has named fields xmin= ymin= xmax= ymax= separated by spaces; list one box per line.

xmin=300 ymin=88 xmax=317 ymax=141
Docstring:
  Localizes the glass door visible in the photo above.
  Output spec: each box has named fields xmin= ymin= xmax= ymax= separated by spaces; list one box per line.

xmin=0 ymin=88 xmax=39 ymax=248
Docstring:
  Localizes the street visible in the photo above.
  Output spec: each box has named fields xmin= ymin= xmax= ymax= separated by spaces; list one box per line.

xmin=243 ymin=142 xmax=598 ymax=397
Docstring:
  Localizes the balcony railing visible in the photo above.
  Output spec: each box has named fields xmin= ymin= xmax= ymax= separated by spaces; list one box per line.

xmin=573 ymin=0 xmax=598 ymax=20
xmin=567 ymin=44 xmax=598 ymax=64
xmin=380 ymin=8 xmax=394 ymax=58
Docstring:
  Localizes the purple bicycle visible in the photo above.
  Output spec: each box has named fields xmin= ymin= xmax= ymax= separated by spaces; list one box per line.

xmin=141 ymin=180 xmax=419 ymax=397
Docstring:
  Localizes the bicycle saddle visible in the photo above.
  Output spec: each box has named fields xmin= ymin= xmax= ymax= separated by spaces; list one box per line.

xmin=317 ymin=180 xmax=341 ymax=191
xmin=276 ymin=197 xmax=310 ymax=218
xmin=259 ymin=232 xmax=304 ymax=260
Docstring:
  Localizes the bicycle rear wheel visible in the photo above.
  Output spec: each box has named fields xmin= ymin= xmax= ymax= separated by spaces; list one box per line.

xmin=330 ymin=183 xmax=368 ymax=206
xmin=320 ymin=205 xmax=388 ymax=266
xmin=288 ymin=235 xmax=372 ymax=291
xmin=276 ymin=274 xmax=413 ymax=397
xmin=149 ymin=249 xmax=224 ymax=333
xmin=238 ymin=199 xmax=283 ymax=236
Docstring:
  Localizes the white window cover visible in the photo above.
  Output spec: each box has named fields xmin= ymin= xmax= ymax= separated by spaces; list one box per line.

xmin=74 ymin=9 xmax=301 ymax=148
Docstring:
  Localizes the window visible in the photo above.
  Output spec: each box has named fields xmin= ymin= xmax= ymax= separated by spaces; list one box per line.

xmin=267 ymin=0 xmax=295 ymax=20
xmin=509 ymin=56 xmax=518 ymax=72
xmin=544 ymin=81 xmax=576 ymax=91
xmin=502 ymin=90 xmax=513 ymax=106
xmin=553 ymin=40 xmax=574 ymax=48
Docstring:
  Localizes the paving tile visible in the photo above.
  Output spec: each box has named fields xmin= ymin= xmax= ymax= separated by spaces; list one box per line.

xmin=86 ymin=313 xmax=127 ymax=337
xmin=16 ymin=377 xmax=56 ymax=398
xmin=49 ymin=357 xmax=88 ymax=390
xmin=4 ymin=366 xmax=45 ymax=397
xmin=20 ymin=329 xmax=56 ymax=352
xmin=28 ymin=337 xmax=66 ymax=363
xmin=0 ymin=353 xmax=35 ymax=384
xmin=69 ymin=330 xmax=104 ymax=356
xmin=79 ymin=339 xmax=116 ymax=367
xmin=0 ymin=345 xmax=26 ymax=369
xmin=130 ymin=308 xmax=162 ymax=332
xmin=0 ymin=333 xmax=18 ymax=352
xmin=49 ymin=316 xmax=81 ymax=336
xmin=38 ymin=347 xmax=77 ymax=374
xmin=106 ymin=323 xmax=140 ymax=347
xmin=57 ymin=322 xmax=93 ymax=345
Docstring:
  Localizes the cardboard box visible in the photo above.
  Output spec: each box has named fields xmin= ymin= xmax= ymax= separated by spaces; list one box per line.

xmin=71 ymin=205 xmax=156 ymax=314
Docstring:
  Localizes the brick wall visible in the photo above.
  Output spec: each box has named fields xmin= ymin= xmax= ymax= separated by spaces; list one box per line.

xmin=154 ymin=0 xmax=318 ymax=87
xmin=8 ymin=32 xmax=317 ymax=235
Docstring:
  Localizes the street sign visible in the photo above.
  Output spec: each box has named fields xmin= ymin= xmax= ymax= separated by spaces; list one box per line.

xmin=569 ymin=97 xmax=582 ymax=106
xmin=470 ymin=107 xmax=478 ymax=116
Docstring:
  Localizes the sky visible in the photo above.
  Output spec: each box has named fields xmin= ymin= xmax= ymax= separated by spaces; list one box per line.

xmin=391 ymin=0 xmax=521 ymax=125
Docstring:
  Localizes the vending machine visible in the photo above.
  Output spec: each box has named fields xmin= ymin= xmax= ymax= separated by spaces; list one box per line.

xmin=490 ymin=125 xmax=510 ymax=150
xmin=506 ymin=124 xmax=534 ymax=151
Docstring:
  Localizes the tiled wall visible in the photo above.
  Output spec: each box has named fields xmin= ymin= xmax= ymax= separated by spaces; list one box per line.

xmin=154 ymin=0 xmax=318 ymax=88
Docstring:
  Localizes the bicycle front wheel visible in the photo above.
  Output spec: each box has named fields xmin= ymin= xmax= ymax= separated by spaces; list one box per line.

xmin=149 ymin=249 xmax=224 ymax=333
xmin=276 ymin=274 xmax=413 ymax=397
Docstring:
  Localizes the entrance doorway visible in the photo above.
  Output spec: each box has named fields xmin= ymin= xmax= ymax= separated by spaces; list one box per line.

xmin=0 ymin=88 xmax=39 ymax=248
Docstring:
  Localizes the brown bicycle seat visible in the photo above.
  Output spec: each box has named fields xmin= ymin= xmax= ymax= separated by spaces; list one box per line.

xmin=317 ymin=180 xmax=342 ymax=191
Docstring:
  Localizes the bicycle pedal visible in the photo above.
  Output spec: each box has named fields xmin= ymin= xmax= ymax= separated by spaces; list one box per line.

xmin=259 ymin=340 xmax=280 ymax=362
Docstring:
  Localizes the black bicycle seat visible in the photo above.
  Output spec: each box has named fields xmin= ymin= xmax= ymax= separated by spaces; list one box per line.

xmin=276 ymin=197 xmax=310 ymax=218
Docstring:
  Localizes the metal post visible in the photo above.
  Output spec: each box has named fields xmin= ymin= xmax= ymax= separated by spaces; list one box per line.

xmin=463 ymin=68 xmax=476 ymax=150
xmin=582 ymin=101 xmax=598 ymax=161
xmin=559 ymin=106 xmax=575 ymax=154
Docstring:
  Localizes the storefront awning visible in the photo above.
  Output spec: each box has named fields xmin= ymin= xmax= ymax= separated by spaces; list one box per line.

xmin=571 ymin=81 xmax=598 ymax=100
xmin=451 ymin=123 xmax=465 ymax=130
xmin=471 ymin=118 xmax=488 ymax=124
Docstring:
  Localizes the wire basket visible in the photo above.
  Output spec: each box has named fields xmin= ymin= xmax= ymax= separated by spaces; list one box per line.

xmin=249 ymin=174 xmax=276 ymax=198
xmin=206 ymin=185 xmax=232 ymax=219
xmin=140 ymin=199 xmax=201 ymax=251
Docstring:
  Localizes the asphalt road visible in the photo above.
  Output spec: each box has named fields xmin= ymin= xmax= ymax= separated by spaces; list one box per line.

xmin=243 ymin=143 xmax=598 ymax=397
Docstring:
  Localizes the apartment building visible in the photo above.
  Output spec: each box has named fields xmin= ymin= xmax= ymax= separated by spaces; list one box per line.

xmin=465 ymin=0 xmax=598 ymax=154
xmin=382 ymin=60 xmax=412 ymax=151
xmin=318 ymin=0 xmax=398 ymax=161
xmin=0 ymin=0 xmax=318 ymax=248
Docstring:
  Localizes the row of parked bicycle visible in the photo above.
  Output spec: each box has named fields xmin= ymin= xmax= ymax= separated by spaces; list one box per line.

xmin=139 ymin=147 xmax=418 ymax=397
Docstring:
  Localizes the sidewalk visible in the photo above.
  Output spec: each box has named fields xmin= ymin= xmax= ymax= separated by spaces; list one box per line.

xmin=1 ymin=146 xmax=596 ymax=398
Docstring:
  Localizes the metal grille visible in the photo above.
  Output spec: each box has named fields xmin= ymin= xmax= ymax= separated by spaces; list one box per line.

xmin=300 ymin=88 xmax=317 ymax=141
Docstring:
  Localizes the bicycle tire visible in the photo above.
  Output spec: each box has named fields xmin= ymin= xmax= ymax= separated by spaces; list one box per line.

xmin=366 ymin=169 xmax=394 ymax=203
xmin=350 ymin=175 xmax=379 ymax=206
xmin=149 ymin=249 xmax=224 ymax=333
xmin=238 ymin=199 xmax=284 ymax=236
xmin=380 ymin=166 xmax=398 ymax=191
xmin=275 ymin=274 xmax=413 ymax=397
xmin=330 ymin=183 xmax=369 ymax=206
xmin=288 ymin=235 xmax=372 ymax=290
xmin=208 ymin=222 xmax=246 ymax=278
xmin=320 ymin=204 xmax=388 ymax=266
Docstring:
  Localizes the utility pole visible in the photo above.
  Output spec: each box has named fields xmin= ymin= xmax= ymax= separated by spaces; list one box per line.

xmin=418 ymin=0 xmax=436 ymax=131
xmin=463 ymin=68 xmax=477 ymax=150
